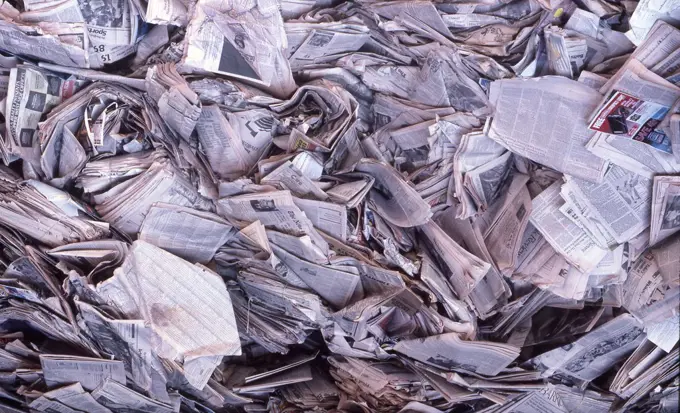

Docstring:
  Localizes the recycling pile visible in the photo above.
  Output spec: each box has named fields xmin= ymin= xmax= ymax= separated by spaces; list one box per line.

xmin=0 ymin=0 xmax=678 ymax=411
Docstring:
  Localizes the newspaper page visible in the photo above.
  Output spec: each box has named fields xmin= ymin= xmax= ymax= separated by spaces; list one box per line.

xmin=288 ymin=29 xmax=370 ymax=70
xmin=74 ymin=300 xmax=165 ymax=397
xmin=544 ymin=26 xmax=588 ymax=79
xmin=392 ymin=332 xmax=520 ymax=377
xmin=40 ymin=355 xmax=126 ymax=391
xmin=419 ymin=220 xmax=491 ymax=299
xmin=578 ymin=71 xmax=609 ymax=90
xmin=532 ymin=314 xmax=645 ymax=381
xmin=182 ymin=0 xmax=296 ymax=98
xmin=499 ymin=385 xmax=570 ymax=413
xmin=96 ymin=241 xmax=241 ymax=374
xmin=145 ymin=63 xmax=201 ymax=140
xmin=194 ymin=105 xmax=250 ymax=179
xmin=650 ymin=175 xmax=680 ymax=245
xmin=145 ymin=0 xmax=191 ymax=25
xmin=622 ymin=250 xmax=664 ymax=312
xmin=646 ymin=315 xmax=680 ymax=352
xmin=463 ymin=151 xmax=514 ymax=209
xmin=565 ymin=9 xmax=635 ymax=60
xmin=267 ymin=230 xmax=323 ymax=266
xmin=652 ymin=48 xmax=680 ymax=78
xmin=139 ymin=203 xmax=238 ymax=264
xmin=217 ymin=190 xmax=328 ymax=253
xmin=486 ymin=76 xmax=607 ymax=182
xmin=262 ymin=161 xmax=329 ymax=200
xmin=30 ymin=383 xmax=112 ymax=413
xmin=478 ymin=175 xmax=532 ymax=276
xmin=630 ymin=286 xmax=680 ymax=326
xmin=562 ymin=165 xmax=653 ymax=245
xmin=272 ymin=244 xmax=360 ymax=309
xmin=29 ymin=397 xmax=83 ymax=413
xmin=452 ymin=131 xmax=508 ymax=218
xmin=92 ymin=379 xmax=174 ymax=413
xmin=19 ymin=0 xmax=84 ymax=24
xmin=293 ymin=198 xmax=348 ymax=241
xmin=195 ymin=106 xmax=276 ymax=179
xmin=594 ymin=59 xmax=680 ymax=151
xmin=653 ymin=236 xmax=680 ymax=286
xmin=626 ymin=0 xmax=680 ymax=45
xmin=95 ymin=161 xmax=213 ymax=235
xmin=600 ymin=20 xmax=680 ymax=93
xmin=588 ymin=91 xmax=674 ymax=153
xmin=530 ymin=181 xmax=608 ymax=273
xmin=6 ymin=66 xmax=77 ymax=160
xmin=78 ymin=0 xmax=137 ymax=45
xmin=355 ymin=159 xmax=432 ymax=227
xmin=0 ymin=20 xmax=88 ymax=68
xmin=586 ymin=131 xmax=680 ymax=178
xmin=554 ymin=385 xmax=615 ymax=413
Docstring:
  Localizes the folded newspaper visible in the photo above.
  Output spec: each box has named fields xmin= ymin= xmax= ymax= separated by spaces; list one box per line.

xmin=0 ymin=0 xmax=677 ymax=412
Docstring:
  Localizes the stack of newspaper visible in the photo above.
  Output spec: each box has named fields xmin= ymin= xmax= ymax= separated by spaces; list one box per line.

xmin=0 ymin=0 xmax=678 ymax=411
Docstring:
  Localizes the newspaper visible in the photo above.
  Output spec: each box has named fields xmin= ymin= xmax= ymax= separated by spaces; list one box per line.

xmin=216 ymin=190 xmax=328 ymax=253
xmin=419 ymin=220 xmax=491 ymax=299
xmin=40 ymin=355 xmax=126 ymax=391
xmin=452 ymin=131 xmax=510 ymax=218
xmin=565 ymin=9 xmax=635 ymax=64
xmin=486 ymin=76 xmax=608 ymax=182
xmin=653 ymin=236 xmax=680 ymax=286
xmin=139 ymin=203 xmax=238 ymax=263
xmin=544 ymin=26 xmax=589 ymax=79
xmin=530 ymin=180 xmax=608 ymax=274
xmin=94 ymin=160 xmax=214 ymax=234
xmin=5 ymin=66 xmax=78 ymax=164
xmin=355 ymin=159 xmax=432 ymax=227
xmin=182 ymin=0 xmax=296 ymax=98
xmin=0 ymin=0 xmax=676 ymax=412
xmin=600 ymin=20 xmax=680 ymax=96
xmin=0 ymin=20 xmax=88 ymax=68
xmin=590 ymin=59 xmax=680 ymax=155
xmin=392 ymin=333 xmax=520 ymax=376
xmin=561 ymin=165 xmax=653 ymax=246
xmin=195 ymin=105 xmax=276 ymax=179
xmin=626 ymin=0 xmax=680 ymax=45
xmin=610 ymin=341 xmax=679 ymax=411
xmin=145 ymin=63 xmax=201 ymax=140
xmin=650 ymin=175 xmax=680 ymax=245
xmin=485 ymin=384 xmax=570 ymax=413
xmin=0 ymin=175 xmax=109 ymax=247
xmin=96 ymin=241 xmax=241 ymax=388
xmin=30 ymin=383 xmax=112 ymax=413
xmin=586 ymin=131 xmax=680 ymax=178
xmin=272 ymin=244 xmax=360 ymax=308
xmin=589 ymin=91 xmax=674 ymax=153
xmin=287 ymin=25 xmax=370 ymax=70
xmin=92 ymin=379 xmax=174 ymax=412
xmin=531 ymin=314 xmax=646 ymax=381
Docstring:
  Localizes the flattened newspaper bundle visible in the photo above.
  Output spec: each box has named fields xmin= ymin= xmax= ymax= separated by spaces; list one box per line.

xmin=0 ymin=0 xmax=677 ymax=411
